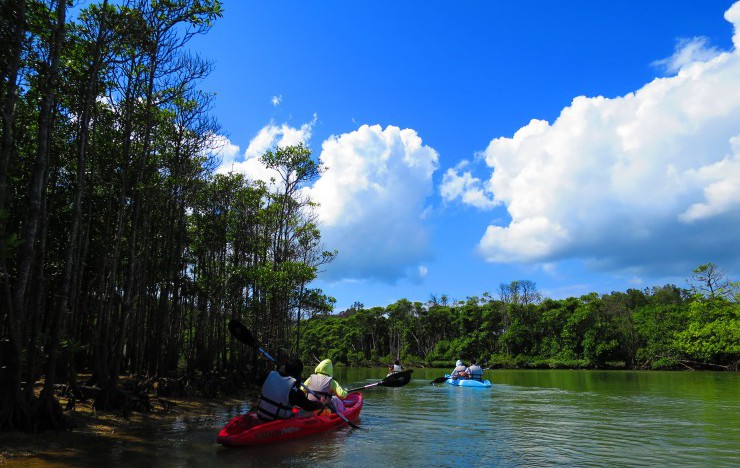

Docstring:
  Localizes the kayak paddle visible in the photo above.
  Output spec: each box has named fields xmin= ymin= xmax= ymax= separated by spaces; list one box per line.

xmin=347 ymin=369 xmax=413 ymax=392
xmin=228 ymin=319 xmax=277 ymax=362
xmin=228 ymin=319 xmax=361 ymax=430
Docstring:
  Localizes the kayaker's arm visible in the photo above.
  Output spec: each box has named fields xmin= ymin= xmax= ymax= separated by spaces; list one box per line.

xmin=288 ymin=385 xmax=323 ymax=412
xmin=332 ymin=380 xmax=348 ymax=399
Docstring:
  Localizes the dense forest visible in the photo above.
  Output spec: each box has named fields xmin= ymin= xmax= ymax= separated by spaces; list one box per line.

xmin=301 ymin=267 xmax=739 ymax=373
xmin=0 ymin=0 xmax=738 ymax=435
xmin=0 ymin=0 xmax=336 ymax=432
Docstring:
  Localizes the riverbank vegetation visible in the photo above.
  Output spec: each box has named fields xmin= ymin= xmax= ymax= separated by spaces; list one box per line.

xmin=1 ymin=0 xmax=333 ymax=432
xmin=301 ymin=264 xmax=739 ymax=372
xmin=0 ymin=388 xmax=249 ymax=465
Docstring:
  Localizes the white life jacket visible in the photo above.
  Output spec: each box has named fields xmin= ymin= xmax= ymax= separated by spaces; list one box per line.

xmin=467 ymin=364 xmax=483 ymax=380
xmin=391 ymin=364 xmax=403 ymax=372
xmin=305 ymin=373 xmax=333 ymax=402
xmin=256 ymin=371 xmax=295 ymax=421
xmin=451 ymin=365 xmax=467 ymax=377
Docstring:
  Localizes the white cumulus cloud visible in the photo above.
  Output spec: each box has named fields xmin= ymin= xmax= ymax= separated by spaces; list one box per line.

xmin=470 ymin=2 xmax=740 ymax=275
xmin=211 ymin=122 xmax=440 ymax=283
xmin=309 ymin=124 xmax=439 ymax=282
xmin=207 ymin=134 xmax=241 ymax=168
xmin=215 ymin=116 xmax=317 ymax=184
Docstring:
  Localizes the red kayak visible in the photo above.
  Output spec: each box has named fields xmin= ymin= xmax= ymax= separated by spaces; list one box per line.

xmin=217 ymin=392 xmax=363 ymax=447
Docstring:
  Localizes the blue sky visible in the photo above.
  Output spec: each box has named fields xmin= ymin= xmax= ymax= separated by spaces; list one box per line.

xmin=190 ymin=1 xmax=740 ymax=310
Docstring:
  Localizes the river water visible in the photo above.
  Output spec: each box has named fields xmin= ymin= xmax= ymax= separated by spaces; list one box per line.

xmin=7 ymin=368 xmax=739 ymax=467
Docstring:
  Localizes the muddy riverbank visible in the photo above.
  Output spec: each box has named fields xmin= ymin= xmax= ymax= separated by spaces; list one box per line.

xmin=0 ymin=393 xmax=253 ymax=466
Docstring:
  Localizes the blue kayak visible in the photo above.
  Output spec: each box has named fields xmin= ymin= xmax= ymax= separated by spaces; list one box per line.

xmin=445 ymin=374 xmax=492 ymax=388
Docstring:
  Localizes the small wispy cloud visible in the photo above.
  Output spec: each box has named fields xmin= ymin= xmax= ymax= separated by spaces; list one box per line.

xmin=628 ymin=276 xmax=644 ymax=286
xmin=271 ymin=95 xmax=283 ymax=107
xmin=440 ymin=160 xmax=498 ymax=209
xmin=652 ymin=36 xmax=722 ymax=74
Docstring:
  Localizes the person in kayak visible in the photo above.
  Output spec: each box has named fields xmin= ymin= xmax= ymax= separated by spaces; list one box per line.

xmin=388 ymin=359 xmax=404 ymax=374
xmin=303 ymin=359 xmax=348 ymax=414
xmin=450 ymin=359 xmax=468 ymax=379
xmin=466 ymin=359 xmax=484 ymax=381
xmin=256 ymin=358 xmax=323 ymax=421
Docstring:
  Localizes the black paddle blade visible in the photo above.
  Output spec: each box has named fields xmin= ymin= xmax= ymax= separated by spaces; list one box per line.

xmin=431 ymin=376 xmax=447 ymax=385
xmin=228 ymin=319 xmax=255 ymax=347
xmin=346 ymin=369 xmax=415 ymax=392
xmin=381 ymin=369 xmax=413 ymax=388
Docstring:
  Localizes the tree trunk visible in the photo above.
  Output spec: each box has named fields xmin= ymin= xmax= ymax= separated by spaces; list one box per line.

xmin=2 ymin=0 xmax=66 ymax=433
xmin=43 ymin=0 xmax=109 ymax=413
xmin=0 ymin=0 xmax=27 ymax=431
xmin=0 ymin=0 xmax=26 ymax=214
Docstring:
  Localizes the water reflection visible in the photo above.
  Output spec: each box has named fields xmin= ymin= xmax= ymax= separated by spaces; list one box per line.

xmin=6 ymin=369 xmax=739 ymax=467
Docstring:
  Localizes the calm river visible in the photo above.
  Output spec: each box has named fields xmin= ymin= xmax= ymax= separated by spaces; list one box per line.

xmin=7 ymin=368 xmax=740 ymax=467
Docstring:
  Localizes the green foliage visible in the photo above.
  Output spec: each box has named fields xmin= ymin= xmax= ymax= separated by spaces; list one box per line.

xmin=299 ymin=267 xmax=738 ymax=371
xmin=689 ymin=263 xmax=736 ymax=300
xmin=0 ymin=212 xmax=21 ymax=258
xmin=0 ymin=0 xmax=338 ymax=417
xmin=674 ymin=297 xmax=740 ymax=364
xmin=260 ymin=143 xmax=321 ymax=187
xmin=633 ymin=301 xmax=686 ymax=369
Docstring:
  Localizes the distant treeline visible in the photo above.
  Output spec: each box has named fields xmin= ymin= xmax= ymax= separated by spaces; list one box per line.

xmin=300 ymin=266 xmax=739 ymax=372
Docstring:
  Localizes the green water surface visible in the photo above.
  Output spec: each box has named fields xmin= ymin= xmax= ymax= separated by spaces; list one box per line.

xmin=5 ymin=368 xmax=738 ymax=467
